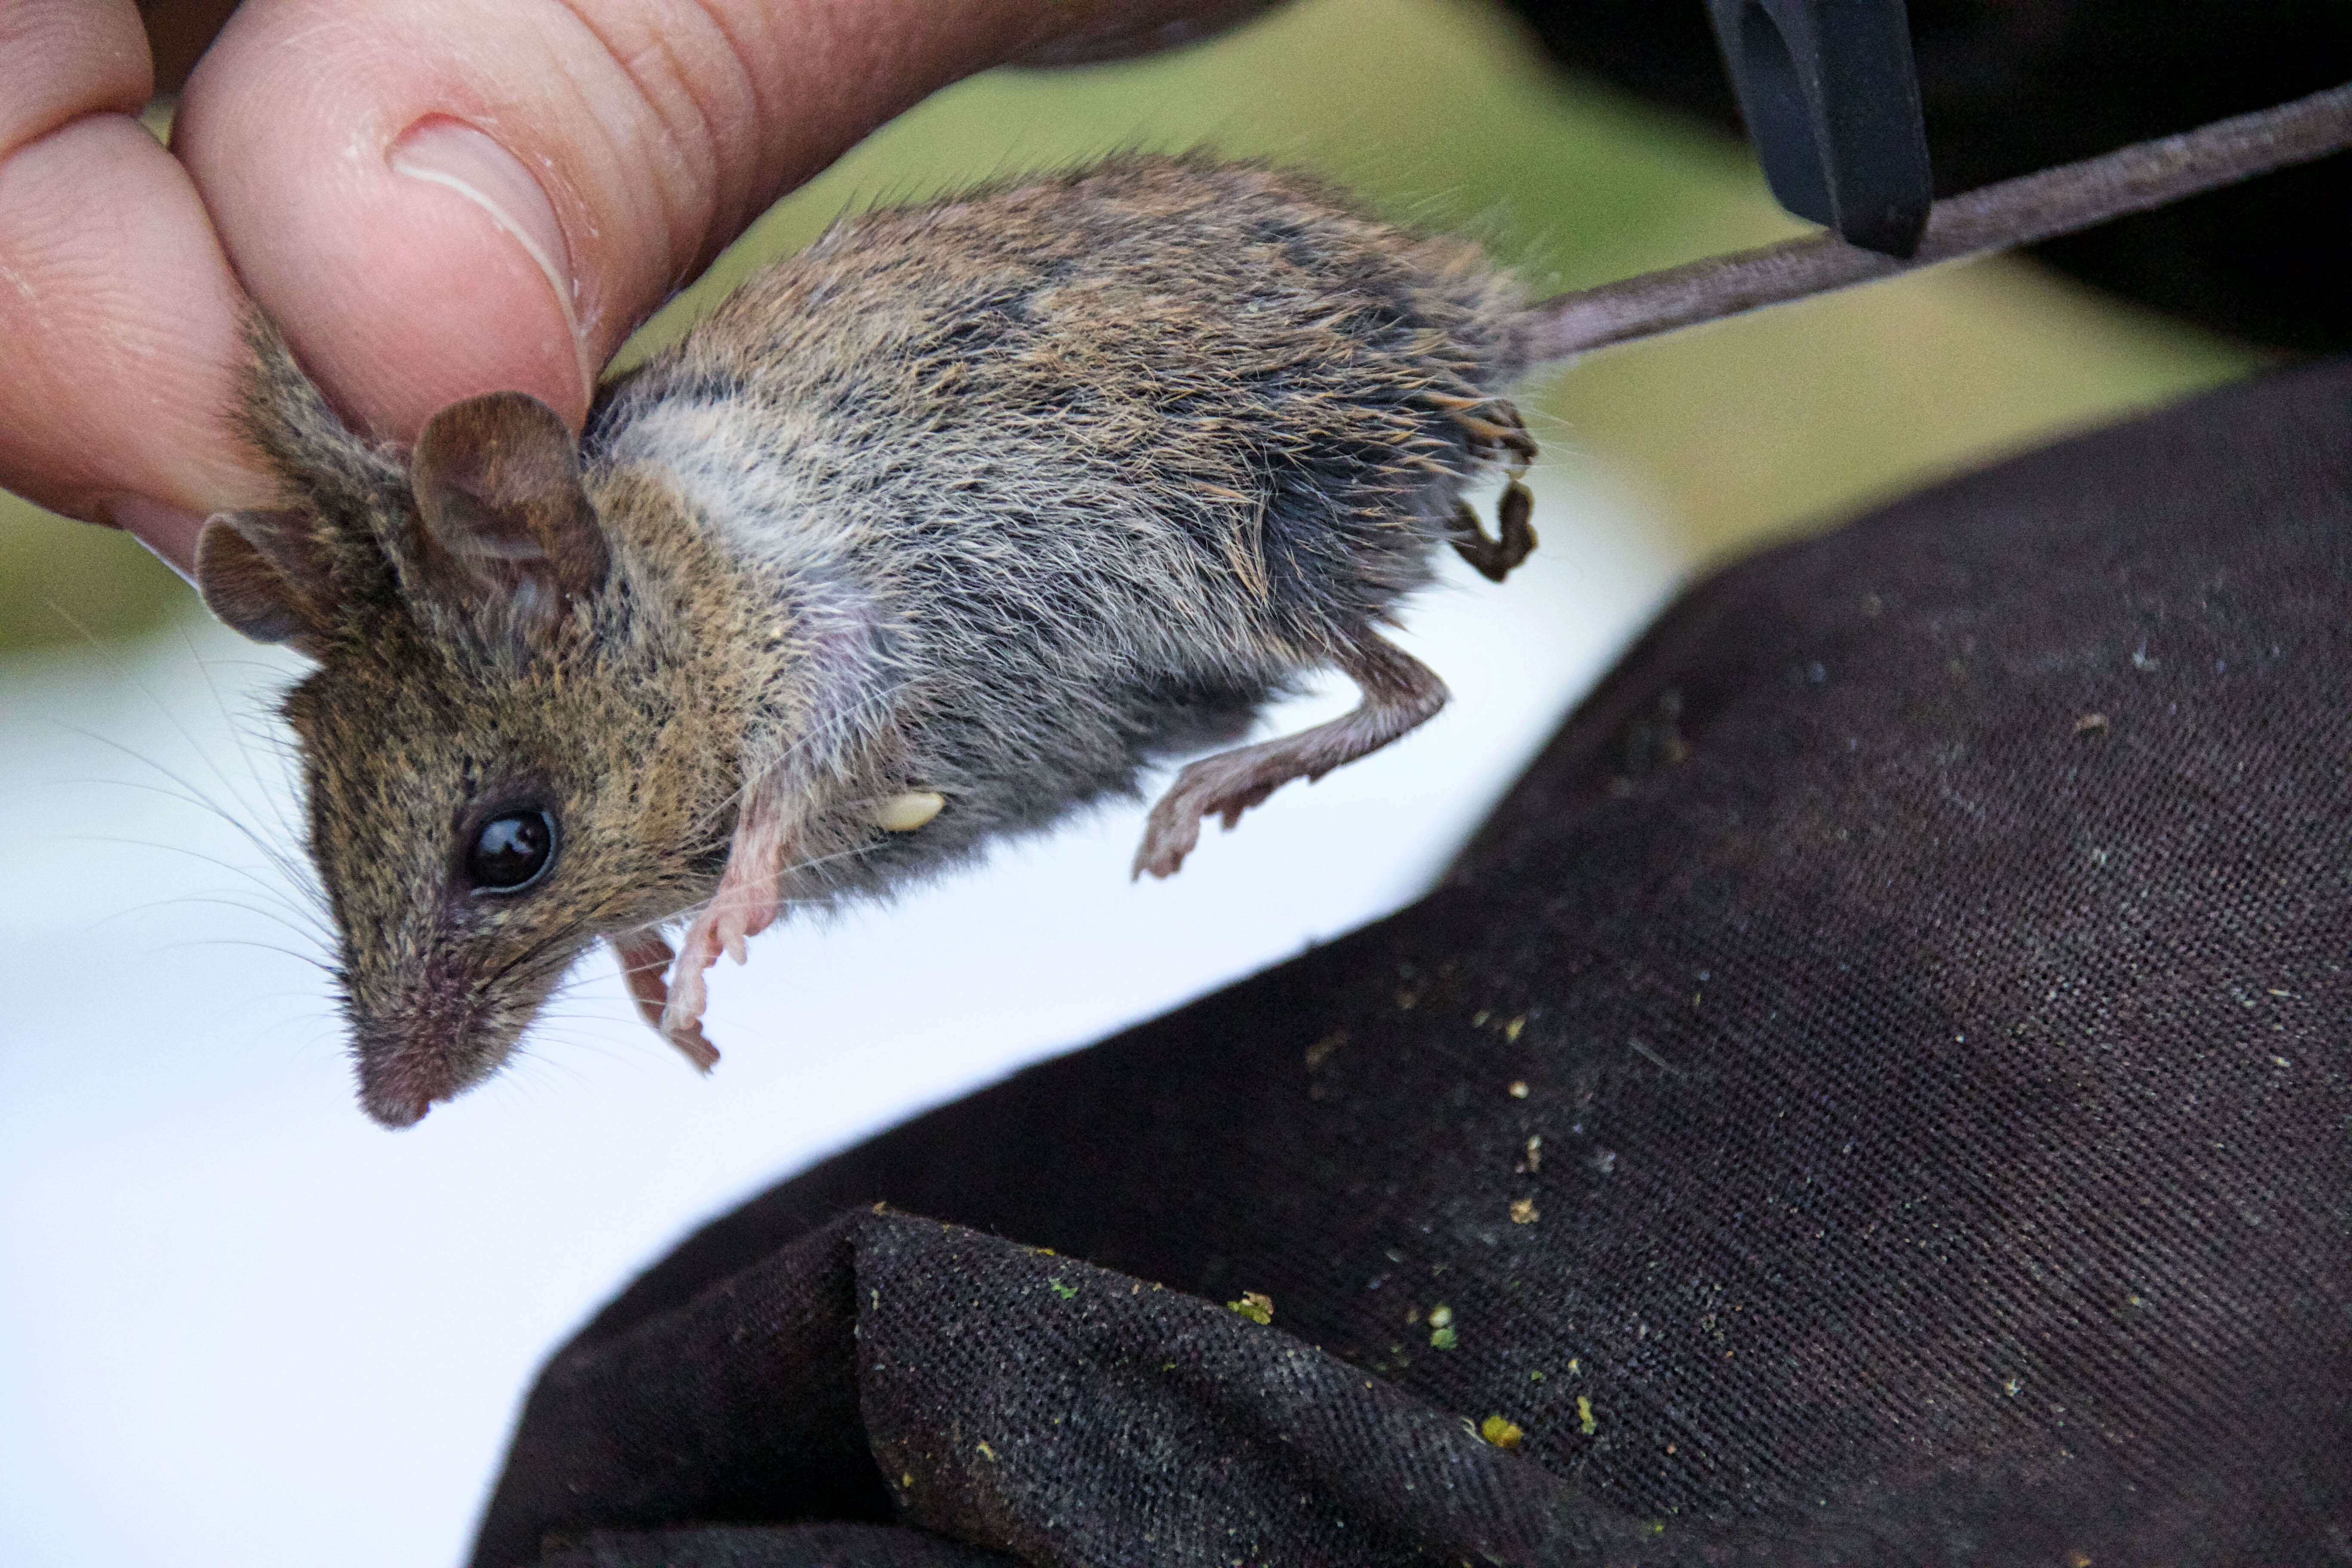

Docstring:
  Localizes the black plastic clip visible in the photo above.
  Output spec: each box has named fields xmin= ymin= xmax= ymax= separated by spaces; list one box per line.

xmin=1704 ymin=0 xmax=1936 ymax=257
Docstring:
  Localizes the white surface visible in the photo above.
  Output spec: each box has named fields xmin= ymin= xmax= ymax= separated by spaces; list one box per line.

xmin=0 ymin=470 xmax=1684 ymax=1568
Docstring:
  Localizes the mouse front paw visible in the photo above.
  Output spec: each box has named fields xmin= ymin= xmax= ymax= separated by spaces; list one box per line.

xmin=647 ymin=780 xmax=797 ymax=1063
xmin=655 ymin=919 xmax=728 ymax=1070
xmin=612 ymin=927 xmax=720 ymax=1072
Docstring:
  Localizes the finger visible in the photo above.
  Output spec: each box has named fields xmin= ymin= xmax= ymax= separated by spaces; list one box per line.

xmin=171 ymin=0 xmax=1276 ymax=445
xmin=0 ymin=0 xmax=273 ymax=568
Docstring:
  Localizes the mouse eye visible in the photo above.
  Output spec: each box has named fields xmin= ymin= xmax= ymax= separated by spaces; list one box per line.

xmin=466 ymin=809 xmax=556 ymax=893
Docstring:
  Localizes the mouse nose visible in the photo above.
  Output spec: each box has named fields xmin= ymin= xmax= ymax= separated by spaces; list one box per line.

xmin=361 ymin=1084 xmax=433 ymax=1129
xmin=351 ymin=1023 xmax=447 ymax=1128
xmin=347 ymin=974 xmax=488 ymax=1127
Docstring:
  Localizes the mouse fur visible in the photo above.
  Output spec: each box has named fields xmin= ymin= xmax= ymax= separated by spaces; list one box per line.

xmin=197 ymin=153 xmax=1540 ymax=1127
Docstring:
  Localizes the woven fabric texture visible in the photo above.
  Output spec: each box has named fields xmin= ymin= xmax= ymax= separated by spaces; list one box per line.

xmin=475 ymin=359 xmax=2352 ymax=1566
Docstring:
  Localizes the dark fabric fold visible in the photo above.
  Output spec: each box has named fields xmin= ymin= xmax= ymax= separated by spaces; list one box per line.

xmin=538 ymin=1523 xmax=1019 ymax=1567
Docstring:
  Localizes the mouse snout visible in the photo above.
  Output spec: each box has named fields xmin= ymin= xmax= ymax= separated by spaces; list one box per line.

xmin=346 ymin=981 xmax=499 ymax=1131
xmin=341 ymin=934 xmax=570 ymax=1127
xmin=360 ymin=1082 xmax=433 ymax=1129
xmin=350 ymin=1017 xmax=469 ymax=1129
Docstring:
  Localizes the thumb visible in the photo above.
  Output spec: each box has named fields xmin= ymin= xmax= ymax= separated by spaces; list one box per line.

xmin=171 ymin=0 xmax=1254 ymax=444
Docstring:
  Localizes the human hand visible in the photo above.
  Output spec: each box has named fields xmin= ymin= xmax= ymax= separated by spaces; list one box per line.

xmin=0 ymin=0 xmax=1275 ymax=574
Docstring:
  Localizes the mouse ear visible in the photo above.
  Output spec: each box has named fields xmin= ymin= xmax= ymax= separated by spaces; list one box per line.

xmin=194 ymin=510 xmax=339 ymax=659
xmin=408 ymin=392 xmax=608 ymax=636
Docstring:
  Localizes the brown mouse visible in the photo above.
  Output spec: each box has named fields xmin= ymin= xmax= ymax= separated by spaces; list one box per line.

xmin=188 ymin=75 xmax=2339 ymax=1130
xmin=195 ymin=154 xmax=1541 ymax=1127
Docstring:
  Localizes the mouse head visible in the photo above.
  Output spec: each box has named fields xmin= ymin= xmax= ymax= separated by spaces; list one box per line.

xmin=197 ymin=376 xmax=740 ymax=1127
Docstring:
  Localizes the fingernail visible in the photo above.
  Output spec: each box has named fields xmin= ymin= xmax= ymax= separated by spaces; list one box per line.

xmin=101 ymin=495 xmax=207 ymax=584
xmin=389 ymin=118 xmax=587 ymax=388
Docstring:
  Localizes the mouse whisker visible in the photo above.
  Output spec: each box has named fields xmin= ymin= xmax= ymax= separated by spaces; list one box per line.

xmin=777 ymin=836 xmax=894 ymax=883
xmin=145 ymin=935 xmax=339 ymax=976
xmin=70 ymin=834 xmax=335 ymax=938
xmin=83 ymin=613 xmax=315 ymax=873
xmin=176 ymin=626 xmax=309 ymax=839
xmin=472 ymin=884 xmax=661 ymax=998
xmin=56 ymin=731 xmax=330 ymax=920
xmin=96 ymin=888 xmax=335 ymax=953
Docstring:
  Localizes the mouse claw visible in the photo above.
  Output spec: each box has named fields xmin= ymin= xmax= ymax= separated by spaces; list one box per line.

xmin=664 ymin=1013 xmax=722 ymax=1075
xmin=612 ymin=928 xmax=720 ymax=1072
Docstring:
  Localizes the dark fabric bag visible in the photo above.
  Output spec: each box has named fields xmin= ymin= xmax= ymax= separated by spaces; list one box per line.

xmin=469 ymin=358 xmax=2352 ymax=1566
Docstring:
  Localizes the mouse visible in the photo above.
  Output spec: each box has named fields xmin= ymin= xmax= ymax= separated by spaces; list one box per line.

xmin=193 ymin=153 xmax=1543 ymax=1127
xmin=185 ymin=72 xmax=2331 ymax=1130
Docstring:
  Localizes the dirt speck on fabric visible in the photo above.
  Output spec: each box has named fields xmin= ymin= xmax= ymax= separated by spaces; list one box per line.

xmin=1509 ymin=1080 xmax=1529 ymax=1099
xmin=1480 ymin=1414 xmax=1525 ymax=1450
xmin=2074 ymin=712 xmax=2110 ymax=738
xmin=1511 ymin=1197 xmax=1539 ymax=1224
xmin=1505 ymin=1016 xmax=1526 ymax=1043
xmin=1228 ymin=1291 xmax=1274 ymax=1325
xmin=1578 ymin=1396 xmax=1598 ymax=1436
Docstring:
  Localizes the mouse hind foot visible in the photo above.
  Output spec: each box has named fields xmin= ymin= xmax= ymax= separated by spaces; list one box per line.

xmin=1449 ymin=482 xmax=1537 ymax=582
xmin=1441 ymin=397 xmax=1538 ymax=582
xmin=1133 ymin=630 xmax=1449 ymax=879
